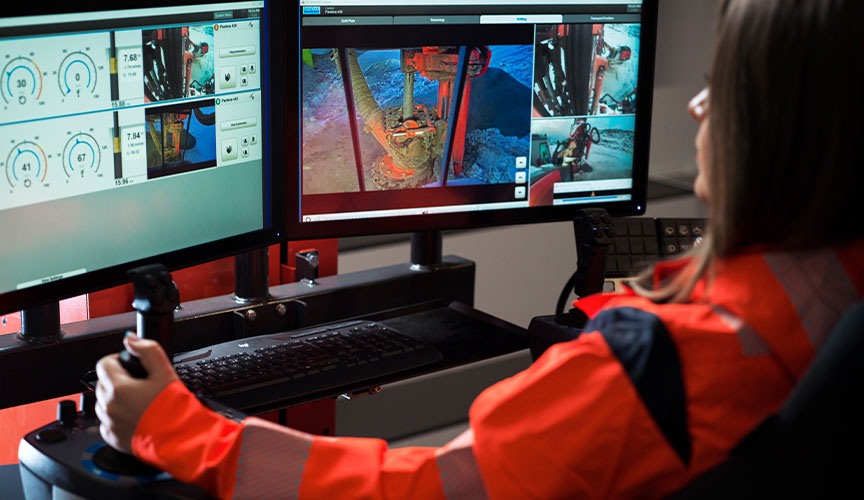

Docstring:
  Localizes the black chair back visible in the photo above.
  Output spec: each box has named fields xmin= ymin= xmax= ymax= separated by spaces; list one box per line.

xmin=667 ymin=301 xmax=864 ymax=499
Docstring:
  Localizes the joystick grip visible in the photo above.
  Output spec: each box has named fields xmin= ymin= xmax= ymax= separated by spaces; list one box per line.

xmin=118 ymin=349 xmax=148 ymax=379
xmin=128 ymin=264 xmax=179 ymax=357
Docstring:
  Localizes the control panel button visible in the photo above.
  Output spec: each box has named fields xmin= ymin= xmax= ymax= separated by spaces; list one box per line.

xmin=57 ymin=400 xmax=77 ymax=427
xmin=36 ymin=429 xmax=67 ymax=443
xmin=663 ymin=237 xmax=679 ymax=255
xmin=644 ymin=237 xmax=659 ymax=255
xmin=661 ymin=220 xmax=676 ymax=237
xmin=80 ymin=392 xmax=96 ymax=418
xmin=617 ymin=255 xmax=632 ymax=274
xmin=642 ymin=218 xmax=657 ymax=236
xmin=222 ymin=138 xmax=239 ymax=161
xmin=220 ymin=66 xmax=237 ymax=89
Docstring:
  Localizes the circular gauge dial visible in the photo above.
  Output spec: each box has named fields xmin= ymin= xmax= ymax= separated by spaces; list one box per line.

xmin=5 ymin=141 xmax=47 ymax=188
xmin=63 ymin=133 xmax=101 ymax=177
xmin=1 ymin=57 xmax=43 ymax=105
xmin=58 ymin=52 xmax=97 ymax=97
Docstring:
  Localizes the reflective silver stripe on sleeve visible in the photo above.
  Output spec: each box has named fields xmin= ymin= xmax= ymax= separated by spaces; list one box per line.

xmin=232 ymin=418 xmax=313 ymax=500
xmin=763 ymin=249 xmax=859 ymax=349
xmin=435 ymin=429 xmax=489 ymax=500
xmin=711 ymin=304 xmax=772 ymax=356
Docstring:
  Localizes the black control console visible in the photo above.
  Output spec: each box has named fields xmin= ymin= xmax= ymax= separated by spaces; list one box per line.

xmin=530 ymin=217 xmax=708 ymax=360
xmin=18 ymin=265 xmax=200 ymax=499
xmin=18 ymin=398 xmax=244 ymax=499
xmin=606 ymin=217 xmax=706 ymax=277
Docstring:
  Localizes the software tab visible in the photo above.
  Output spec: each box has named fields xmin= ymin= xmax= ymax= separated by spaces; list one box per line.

xmin=394 ymin=16 xmax=481 ymax=25
xmin=480 ymin=15 xmax=563 ymax=24
xmin=302 ymin=16 xmax=393 ymax=26
xmin=563 ymin=14 xmax=642 ymax=23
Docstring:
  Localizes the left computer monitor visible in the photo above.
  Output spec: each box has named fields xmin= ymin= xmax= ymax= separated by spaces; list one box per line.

xmin=0 ymin=0 xmax=285 ymax=316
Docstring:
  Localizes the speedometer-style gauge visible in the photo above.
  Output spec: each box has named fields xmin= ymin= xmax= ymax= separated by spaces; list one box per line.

xmin=1 ymin=57 xmax=43 ymax=105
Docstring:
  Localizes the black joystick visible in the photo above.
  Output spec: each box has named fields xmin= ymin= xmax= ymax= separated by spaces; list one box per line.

xmin=113 ymin=264 xmax=179 ymax=382
xmin=127 ymin=264 xmax=180 ymax=357
xmin=572 ymin=208 xmax=613 ymax=298
xmin=118 ymin=342 xmax=148 ymax=379
xmin=555 ymin=208 xmax=614 ymax=322
xmin=89 ymin=265 xmax=180 ymax=469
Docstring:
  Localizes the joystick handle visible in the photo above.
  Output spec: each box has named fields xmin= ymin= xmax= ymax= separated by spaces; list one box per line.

xmin=128 ymin=264 xmax=179 ymax=356
xmin=118 ymin=348 xmax=148 ymax=379
xmin=572 ymin=208 xmax=613 ymax=297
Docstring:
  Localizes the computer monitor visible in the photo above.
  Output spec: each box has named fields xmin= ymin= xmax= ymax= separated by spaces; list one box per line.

xmin=290 ymin=0 xmax=656 ymax=239
xmin=0 ymin=0 xmax=285 ymax=317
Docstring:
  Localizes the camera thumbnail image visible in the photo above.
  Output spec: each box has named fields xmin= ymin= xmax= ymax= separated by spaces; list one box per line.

xmin=529 ymin=114 xmax=635 ymax=192
xmin=145 ymin=101 xmax=216 ymax=179
xmin=143 ymin=25 xmax=215 ymax=102
xmin=533 ymin=24 xmax=640 ymax=117
xmin=301 ymin=45 xmax=533 ymax=194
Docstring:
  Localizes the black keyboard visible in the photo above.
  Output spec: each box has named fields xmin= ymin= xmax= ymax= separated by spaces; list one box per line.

xmin=171 ymin=320 xmax=443 ymax=410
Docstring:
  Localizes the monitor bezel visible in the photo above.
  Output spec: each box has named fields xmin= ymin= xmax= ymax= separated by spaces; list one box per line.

xmin=0 ymin=0 xmax=285 ymax=316
xmin=286 ymin=0 xmax=657 ymax=240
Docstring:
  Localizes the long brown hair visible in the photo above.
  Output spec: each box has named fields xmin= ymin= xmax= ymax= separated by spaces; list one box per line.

xmin=635 ymin=0 xmax=864 ymax=302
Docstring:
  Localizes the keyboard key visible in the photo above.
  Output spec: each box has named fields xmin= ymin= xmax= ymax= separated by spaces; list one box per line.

xmin=642 ymin=218 xmax=657 ymax=236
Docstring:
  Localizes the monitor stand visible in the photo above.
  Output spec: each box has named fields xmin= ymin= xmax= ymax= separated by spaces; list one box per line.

xmin=234 ymin=246 xmax=270 ymax=303
xmin=410 ymin=230 xmax=442 ymax=270
xmin=17 ymin=302 xmax=63 ymax=344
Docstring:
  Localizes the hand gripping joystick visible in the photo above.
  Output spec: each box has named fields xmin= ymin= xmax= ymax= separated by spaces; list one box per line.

xmin=116 ymin=264 xmax=181 ymax=377
xmin=118 ymin=341 xmax=148 ymax=379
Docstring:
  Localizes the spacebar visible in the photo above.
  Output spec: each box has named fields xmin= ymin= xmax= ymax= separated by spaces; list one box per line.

xmin=209 ymin=367 xmax=361 ymax=409
xmin=208 ymin=359 xmax=420 ymax=409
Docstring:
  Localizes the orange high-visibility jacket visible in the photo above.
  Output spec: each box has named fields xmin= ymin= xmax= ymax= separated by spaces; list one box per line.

xmin=132 ymin=242 xmax=864 ymax=499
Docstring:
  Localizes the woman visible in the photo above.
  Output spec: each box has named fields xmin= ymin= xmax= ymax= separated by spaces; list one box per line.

xmin=96 ymin=0 xmax=864 ymax=498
